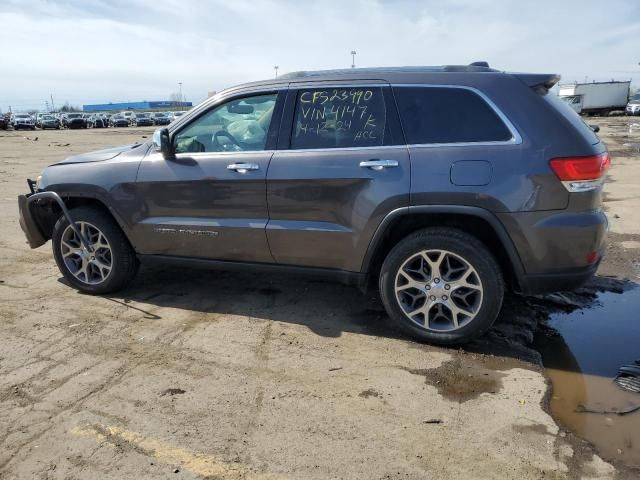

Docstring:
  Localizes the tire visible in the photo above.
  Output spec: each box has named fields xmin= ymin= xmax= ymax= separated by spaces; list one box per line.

xmin=52 ymin=206 xmax=139 ymax=294
xmin=379 ymin=227 xmax=504 ymax=345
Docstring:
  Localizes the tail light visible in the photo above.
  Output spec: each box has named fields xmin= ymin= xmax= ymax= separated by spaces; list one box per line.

xmin=549 ymin=153 xmax=610 ymax=192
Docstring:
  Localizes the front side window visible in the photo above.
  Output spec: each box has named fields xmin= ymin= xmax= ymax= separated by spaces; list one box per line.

xmin=291 ymin=87 xmax=387 ymax=149
xmin=174 ymin=94 xmax=277 ymax=154
xmin=394 ymin=87 xmax=513 ymax=144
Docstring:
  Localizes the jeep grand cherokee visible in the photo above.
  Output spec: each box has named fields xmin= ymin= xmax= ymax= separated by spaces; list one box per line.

xmin=18 ymin=63 xmax=609 ymax=344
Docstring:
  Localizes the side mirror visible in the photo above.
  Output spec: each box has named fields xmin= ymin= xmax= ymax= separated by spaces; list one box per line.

xmin=152 ymin=127 xmax=174 ymax=159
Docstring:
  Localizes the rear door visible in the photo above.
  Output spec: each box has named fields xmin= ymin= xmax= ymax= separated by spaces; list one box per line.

xmin=266 ymin=81 xmax=409 ymax=272
xmin=132 ymin=90 xmax=284 ymax=263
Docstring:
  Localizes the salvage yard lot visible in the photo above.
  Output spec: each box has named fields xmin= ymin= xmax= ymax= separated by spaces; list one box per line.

xmin=0 ymin=125 xmax=638 ymax=479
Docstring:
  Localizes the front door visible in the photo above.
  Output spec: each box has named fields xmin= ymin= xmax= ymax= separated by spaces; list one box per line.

xmin=266 ymin=83 xmax=410 ymax=272
xmin=133 ymin=91 xmax=283 ymax=263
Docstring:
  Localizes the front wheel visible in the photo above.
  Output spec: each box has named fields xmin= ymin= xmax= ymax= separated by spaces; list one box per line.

xmin=379 ymin=227 xmax=504 ymax=345
xmin=52 ymin=206 xmax=139 ymax=294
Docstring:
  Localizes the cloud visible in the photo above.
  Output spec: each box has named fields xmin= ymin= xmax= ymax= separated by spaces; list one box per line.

xmin=0 ymin=0 xmax=638 ymax=111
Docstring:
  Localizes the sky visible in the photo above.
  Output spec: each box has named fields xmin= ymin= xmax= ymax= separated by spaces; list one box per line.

xmin=0 ymin=0 xmax=639 ymax=112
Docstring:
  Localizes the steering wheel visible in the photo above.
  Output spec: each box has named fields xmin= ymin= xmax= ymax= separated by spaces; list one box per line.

xmin=213 ymin=130 xmax=241 ymax=150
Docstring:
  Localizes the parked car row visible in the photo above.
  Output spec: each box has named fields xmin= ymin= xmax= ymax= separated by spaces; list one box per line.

xmin=3 ymin=110 xmax=189 ymax=130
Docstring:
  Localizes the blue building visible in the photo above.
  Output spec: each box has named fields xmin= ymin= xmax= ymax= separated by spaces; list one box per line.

xmin=83 ymin=100 xmax=192 ymax=112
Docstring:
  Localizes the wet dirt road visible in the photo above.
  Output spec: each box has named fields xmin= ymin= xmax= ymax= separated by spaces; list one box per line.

xmin=0 ymin=123 xmax=638 ymax=479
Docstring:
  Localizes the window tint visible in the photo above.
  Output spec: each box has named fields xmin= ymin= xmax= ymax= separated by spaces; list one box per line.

xmin=394 ymin=87 xmax=513 ymax=144
xmin=174 ymin=94 xmax=277 ymax=153
xmin=291 ymin=87 xmax=386 ymax=149
xmin=542 ymin=92 xmax=599 ymax=145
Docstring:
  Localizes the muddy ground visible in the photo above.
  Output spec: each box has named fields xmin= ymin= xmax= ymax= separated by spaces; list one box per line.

xmin=0 ymin=121 xmax=638 ymax=479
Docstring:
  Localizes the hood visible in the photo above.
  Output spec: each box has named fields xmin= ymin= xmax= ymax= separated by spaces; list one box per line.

xmin=55 ymin=144 xmax=141 ymax=165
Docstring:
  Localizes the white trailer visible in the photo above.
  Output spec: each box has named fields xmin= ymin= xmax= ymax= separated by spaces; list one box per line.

xmin=558 ymin=81 xmax=630 ymax=115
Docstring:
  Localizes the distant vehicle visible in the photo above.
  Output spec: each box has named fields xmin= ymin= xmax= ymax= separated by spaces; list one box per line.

xmin=63 ymin=112 xmax=88 ymax=129
xmin=120 ymin=111 xmax=136 ymax=125
xmin=12 ymin=114 xmax=35 ymax=130
xmin=173 ymin=111 xmax=186 ymax=120
xmin=625 ymin=95 xmax=640 ymax=116
xmin=150 ymin=112 xmax=170 ymax=125
xmin=39 ymin=114 xmax=61 ymax=130
xmin=0 ymin=114 xmax=9 ymax=130
xmin=35 ymin=113 xmax=50 ymax=128
xmin=132 ymin=113 xmax=154 ymax=127
xmin=109 ymin=115 xmax=129 ymax=127
xmin=87 ymin=115 xmax=107 ymax=128
xmin=164 ymin=111 xmax=175 ymax=121
xmin=559 ymin=81 xmax=630 ymax=116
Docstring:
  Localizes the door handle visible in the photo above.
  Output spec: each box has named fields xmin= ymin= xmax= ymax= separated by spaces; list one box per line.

xmin=359 ymin=159 xmax=399 ymax=171
xmin=227 ymin=163 xmax=260 ymax=173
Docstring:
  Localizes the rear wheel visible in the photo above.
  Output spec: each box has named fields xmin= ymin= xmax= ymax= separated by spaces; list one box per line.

xmin=379 ymin=227 xmax=504 ymax=344
xmin=52 ymin=207 xmax=139 ymax=294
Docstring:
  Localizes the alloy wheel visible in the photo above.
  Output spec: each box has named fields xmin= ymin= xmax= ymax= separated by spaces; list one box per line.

xmin=394 ymin=249 xmax=483 ymax=331
xmin=60 ymin=221 xmax=113 ymax=285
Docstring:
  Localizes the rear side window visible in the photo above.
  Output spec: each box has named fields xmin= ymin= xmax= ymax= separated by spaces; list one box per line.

xmin=394 ymin=87 xmax=513 ymax=144
xmin=541 ymin=92 xmax=600 ymax=145
xmin=291 ymin=87 xmax=387 ymax=149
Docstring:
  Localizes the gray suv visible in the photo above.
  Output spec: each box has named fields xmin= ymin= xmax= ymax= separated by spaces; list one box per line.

xmin=18 ymin=63 xmax=609 ymax=344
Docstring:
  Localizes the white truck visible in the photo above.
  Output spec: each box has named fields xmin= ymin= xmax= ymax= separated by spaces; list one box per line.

xmin=558 ymin=81 xmax=630 ymax=116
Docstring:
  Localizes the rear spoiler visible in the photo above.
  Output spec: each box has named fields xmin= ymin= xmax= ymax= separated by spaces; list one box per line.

xmin=513 ymin=73 xmax=561 ymax=93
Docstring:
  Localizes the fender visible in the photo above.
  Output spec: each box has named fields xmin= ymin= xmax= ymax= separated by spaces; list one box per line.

xmin=41 ymin=188 xmax=135 ymax=243
xmin=360 ymin=204 xmax=527 ymax=290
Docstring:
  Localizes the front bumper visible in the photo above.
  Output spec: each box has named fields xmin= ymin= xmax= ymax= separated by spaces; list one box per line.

xmin=18 ymin=186 xmax=90 ymax=250
xmin=18 ymin=193 xmax=47 ymax=248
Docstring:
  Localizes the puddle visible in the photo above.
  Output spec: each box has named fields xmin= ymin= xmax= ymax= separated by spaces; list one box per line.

xmin=534 ymin=286 xmax=640 ymax=468
xmin=400 ymin=355 xmax=506 ymax=402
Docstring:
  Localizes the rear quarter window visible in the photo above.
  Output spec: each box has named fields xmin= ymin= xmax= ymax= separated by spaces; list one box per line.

xmin=394 ymin=86 xmax=513 ymax=144
xmin=541 ymin=92 xmax=600 ymax=145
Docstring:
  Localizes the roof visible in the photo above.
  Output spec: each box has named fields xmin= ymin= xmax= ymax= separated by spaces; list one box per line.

xmin=279 ymin=63 xmax=498 ymax=80
xmin=213 ymin=62 xmax=559 ymax=99
xmin=223 ymin=62 xmax=505 ymax=93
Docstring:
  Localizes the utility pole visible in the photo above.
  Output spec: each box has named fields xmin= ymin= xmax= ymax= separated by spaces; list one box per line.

xmin=274 ymin=65 xmax=279 ymax=79
xmin=351 ymin=50 xmax=357 ymax=68
xmin=50 ymin=94 xmax=55 ymax=112
xmin=178 ymin=82 xmax=183 ymax=104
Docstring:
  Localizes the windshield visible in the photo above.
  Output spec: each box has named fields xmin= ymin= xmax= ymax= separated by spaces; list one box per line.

xmin=42 ymin=115 xmax=54 ymax=120
xmin=67 ymin=113 xmax=82 ymax=119
xmin=16 ymin=115 xmax=29 ymax=118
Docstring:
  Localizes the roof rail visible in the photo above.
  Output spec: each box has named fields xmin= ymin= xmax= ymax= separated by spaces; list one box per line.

xmin=278 ymin=64 xmax=498 ymax=80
